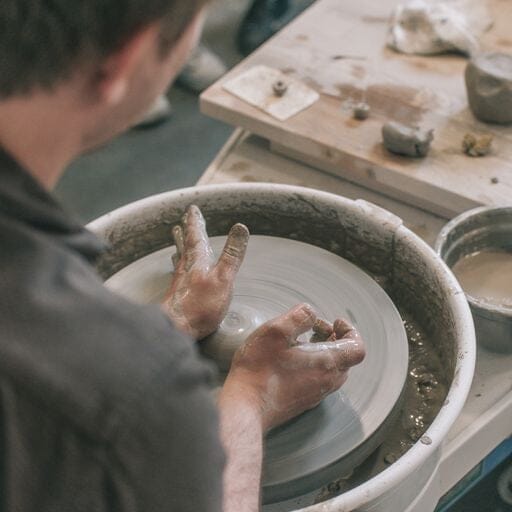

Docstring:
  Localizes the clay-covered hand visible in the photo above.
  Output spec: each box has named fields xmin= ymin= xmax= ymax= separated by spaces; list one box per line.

xmin=162 ymin=205 xmax=249 ymax=340
xmin=220 ymin=304 xmax=366 ymax=432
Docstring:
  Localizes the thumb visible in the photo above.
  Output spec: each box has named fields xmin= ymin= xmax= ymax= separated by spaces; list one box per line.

xmin=261 ymin=303 xmax=317 ymax=348
xmin=287 ymin=338 xmax=365 ymax=372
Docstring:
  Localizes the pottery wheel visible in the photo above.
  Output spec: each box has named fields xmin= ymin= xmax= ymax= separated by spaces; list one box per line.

xmin=106 ymin=235 xmax=408 ymax=502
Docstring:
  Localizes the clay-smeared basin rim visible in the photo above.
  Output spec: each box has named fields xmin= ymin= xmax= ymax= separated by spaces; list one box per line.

xmin=89 ymin=183 xmax=476 ymax=511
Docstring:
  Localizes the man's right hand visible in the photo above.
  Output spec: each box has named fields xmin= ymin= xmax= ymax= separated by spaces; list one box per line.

xmin=220 ymin=303 xmax=366 ymax=432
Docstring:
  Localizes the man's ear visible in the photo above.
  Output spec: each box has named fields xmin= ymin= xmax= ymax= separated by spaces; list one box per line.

xmin=93 ymin=23 xmax=161 ymax=105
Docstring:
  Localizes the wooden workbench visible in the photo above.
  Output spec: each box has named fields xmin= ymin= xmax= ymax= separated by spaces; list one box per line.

xmin=201 ymin=0 xmax=512 ymax=219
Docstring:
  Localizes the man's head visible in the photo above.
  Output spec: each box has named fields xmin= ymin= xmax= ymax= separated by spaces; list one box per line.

xmin=0 ymin=1 xmax=208 ymax=100
xmin=0 ymin=0 xmax=208 ymax=176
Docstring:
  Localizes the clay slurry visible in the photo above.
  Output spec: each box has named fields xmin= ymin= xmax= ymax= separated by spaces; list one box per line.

xmin=465 ymin=52 xmax=512 ymax=124
xmin=452 ymin=250 xmax=512 ymax=308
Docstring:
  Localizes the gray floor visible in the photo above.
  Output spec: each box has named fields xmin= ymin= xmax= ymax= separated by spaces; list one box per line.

xmin=55 ymin=87 xmax=232 ymax=223
xmin=55 ymin=0 xmax=249 ymax=223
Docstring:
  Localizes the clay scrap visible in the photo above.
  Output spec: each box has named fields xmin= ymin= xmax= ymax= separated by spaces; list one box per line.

xmin=462 ymin=133 xmax=493 ymax=157
xmin=465 ymin=53 xmax=512 ymax=125
xmin=353 ymin=102 xmax=371 ymax=120
xmin=387 ymin=0 xmax=492 ymax=56
xmin=382 ymin=121 xmax=434 ymax=157
xmin=272 ymin=80 xmax=288 ymax=97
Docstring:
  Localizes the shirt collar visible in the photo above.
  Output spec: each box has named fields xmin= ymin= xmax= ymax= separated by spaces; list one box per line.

xmin=0 ymin=147 xmax=106 ymax=264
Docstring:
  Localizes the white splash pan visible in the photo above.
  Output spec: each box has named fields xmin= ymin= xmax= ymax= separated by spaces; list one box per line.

xmin=88 ymin=183 xmax=475 ymax=511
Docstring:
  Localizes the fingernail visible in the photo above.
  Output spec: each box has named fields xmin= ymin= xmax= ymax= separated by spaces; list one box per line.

xmin=313 ymin=318 xmax=332 ymax=335
xmin=230 ymin=223 xmax=250 ymax=241
xmin=185 ymin=204 xmax=200 ymax=222
xmin=333 ymin=318 xmax=353 ymax=337
xmin=298 ymin=303 xmax=316 ymax=322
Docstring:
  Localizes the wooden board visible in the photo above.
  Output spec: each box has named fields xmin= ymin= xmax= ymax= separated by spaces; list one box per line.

xmin=200 ymin=0 xmax=512 ymax=219
xmin=198 ymin=129 xmax=446 ymax=246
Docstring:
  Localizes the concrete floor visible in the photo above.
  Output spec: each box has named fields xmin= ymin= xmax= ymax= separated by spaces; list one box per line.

xmin=55 ymin=0 xmax=250 ymax=223
xmin=55 ymin=86 xmax=233 ymax=223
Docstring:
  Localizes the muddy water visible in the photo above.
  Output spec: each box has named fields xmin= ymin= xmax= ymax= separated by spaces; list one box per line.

xmin=452 ymin=250 xmax=512 ymax=308
xmin=314 ymin=312 xmax=448 ymax=502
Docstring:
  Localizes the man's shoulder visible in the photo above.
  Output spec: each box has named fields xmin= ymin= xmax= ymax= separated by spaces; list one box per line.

xmin=0 ymin=221 xmax=215 ymax=441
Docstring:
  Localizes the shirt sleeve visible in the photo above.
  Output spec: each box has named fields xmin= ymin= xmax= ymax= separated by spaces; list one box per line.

xmin=0 ymin=335 xmax=225 ymax=512
xmin=0 ymin=377 xmax=123 ymax=512
xmin=0 ymin=223 xmax=226 ymax=511
xmin=111 ymin=340 xmax=226 ymax=512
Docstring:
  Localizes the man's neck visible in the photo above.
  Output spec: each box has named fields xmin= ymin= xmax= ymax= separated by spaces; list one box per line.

xmin=0 ymin=90 xmax=84 ymax=190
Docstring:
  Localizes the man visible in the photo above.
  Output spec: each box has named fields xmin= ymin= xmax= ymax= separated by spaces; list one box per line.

xmin=0 ymin=2 xmax=365 ymax=511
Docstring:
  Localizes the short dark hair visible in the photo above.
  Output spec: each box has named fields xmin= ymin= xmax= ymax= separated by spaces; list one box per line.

xmin=0 ymin=0 xmax=208 ymax=98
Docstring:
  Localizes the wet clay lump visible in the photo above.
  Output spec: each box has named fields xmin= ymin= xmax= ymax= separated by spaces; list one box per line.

xmin=465 ymin=52 xmax=512 ymax=124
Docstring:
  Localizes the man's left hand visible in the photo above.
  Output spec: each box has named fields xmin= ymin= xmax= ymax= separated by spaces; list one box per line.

xmin=162 ymin=205 xmax=249 ymax=340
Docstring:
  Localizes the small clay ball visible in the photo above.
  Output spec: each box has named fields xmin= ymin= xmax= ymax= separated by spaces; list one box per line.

xmin=353 ymin=102 xmax=370 ymax=120
xmin=465 ymin=52 xmax=512 ymax=124
xmin=272 ymin=80 xmax=288 ymax=97
xmin=382 ymin=121 xmax=434 ymax=158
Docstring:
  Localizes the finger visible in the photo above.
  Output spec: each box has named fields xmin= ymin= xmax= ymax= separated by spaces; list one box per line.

xmin=331 ymin=339 xmax=366 ymax=369
xmin=172 ymin=225 xmax=184 ymax=268
xmin=312 ymin=318 xmax=332 ymax=338
xmin=327 ymin=331 xmax=337 ymax=341
xmin=173 ymin=225 xmax=185 ymax=258
xmin=294 ymin=339 xmax=365 ymax=370
xmin=183 ymin=205 xmax=213 ymax=269
xmin=215 ymin=223 xmax=249 ymax=280
xmin=267 ymin=303 xmax=317 ymax=342
xmin=333 ymin=318 xmax=361 ymax=341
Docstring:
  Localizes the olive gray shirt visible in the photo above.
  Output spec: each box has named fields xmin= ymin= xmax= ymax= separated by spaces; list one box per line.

xmin=0 ymin=148 xmax=224 ymax=511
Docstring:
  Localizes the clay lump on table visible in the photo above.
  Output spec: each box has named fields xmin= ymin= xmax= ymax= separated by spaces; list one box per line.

xmin=462 ymin=133 xmax=493 ymax=157
xmin=387 ymin=0 xmax=492 ymax=56
xmin=353 ymin=102 xmax=371 ymax=120
xmin=465 ymin=52 xmax=512 ymax=125
xmin=382 ymin=121 xmax=434 ymax=157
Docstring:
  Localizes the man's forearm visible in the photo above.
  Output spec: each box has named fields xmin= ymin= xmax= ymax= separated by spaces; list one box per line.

xmin=218 ymin=386 xmax=264 ymax=512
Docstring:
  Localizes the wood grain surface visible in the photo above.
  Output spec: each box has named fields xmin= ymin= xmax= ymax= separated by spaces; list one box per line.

xmin=198 ymin=130 xmax=446 ymax=245
xmin=200 ymin=0 xmax=512 ymax=218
